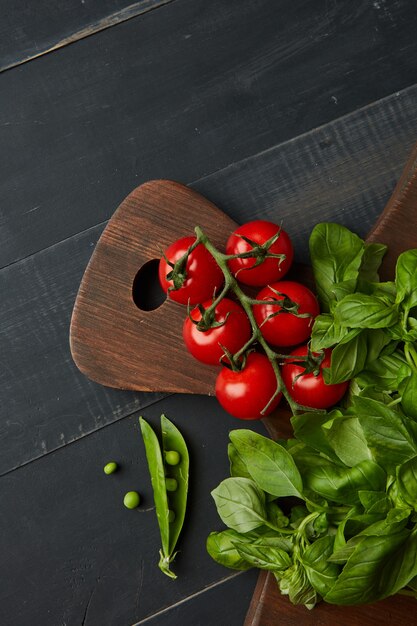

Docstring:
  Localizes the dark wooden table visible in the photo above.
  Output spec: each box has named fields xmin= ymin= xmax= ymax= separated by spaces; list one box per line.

xmin=1 ymin=2 xmax=417 ymax=625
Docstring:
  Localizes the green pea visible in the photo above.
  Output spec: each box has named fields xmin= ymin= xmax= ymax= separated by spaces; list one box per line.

xmin=168 ymin=509 xmax=176 ymax=523
xmin=103 ymin=461 xmax=118 ymax=475
xmin=165 ymin=450 xmax=181 ymax=466
xmin=166 ymin=478 xmax=178 ymax=492
xmin=123 ymin=491 xmax=141 ymax=509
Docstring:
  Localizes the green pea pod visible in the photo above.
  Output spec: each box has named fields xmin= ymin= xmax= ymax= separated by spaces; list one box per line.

xmin=139 ymin=415 xmax=189 ymax=579
xmin=161 ymin=414 xmax=189 ymax=555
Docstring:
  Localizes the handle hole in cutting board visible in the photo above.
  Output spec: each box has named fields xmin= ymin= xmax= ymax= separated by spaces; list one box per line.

xmin=132 ymin=259 xmax=166 ymax=311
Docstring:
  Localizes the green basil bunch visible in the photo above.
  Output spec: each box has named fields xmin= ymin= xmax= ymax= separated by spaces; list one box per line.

xmin=208 ymin=423 xmax=417 ymax=608
xmin=309 ymin=222 xmax=417 ymax=394
xmin=208 ymin=223 xmax=417 ymax=608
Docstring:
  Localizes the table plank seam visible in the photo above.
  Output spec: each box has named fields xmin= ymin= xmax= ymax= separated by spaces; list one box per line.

xmin=130 ymin=571 xmax=246 ymax=625
xmin=196 ymin=82 xmax=417 ymax=188
xmin=0 ymin=393 xmax=173 ymax=478
xmin=0 ymin=0 xmax=177 ymax=74
xmin=0 ymin=81 xmax=415 ymax=276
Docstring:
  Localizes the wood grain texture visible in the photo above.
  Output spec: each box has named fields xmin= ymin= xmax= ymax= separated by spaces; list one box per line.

xmin=0 ymin=90 xmax=416 ymax=475
xmin=1 ymin=0 xmax=417 ymax=268
xmin=0 ymin=394 xmax=265 ymax=626
xmin=367 ymin=140 xmax=417 ymax=276
xmin=0 ymin=0 xmax=174 ymax=72
xmin=195 ymin=85 xmax=417 ymax=265
xmin=70 ymin=180 xmax=237 ymax=394
xmin=0 ymin=223 xmax=166 ymax=476
xmin=245 ymin=571 xmax=417 ymax=626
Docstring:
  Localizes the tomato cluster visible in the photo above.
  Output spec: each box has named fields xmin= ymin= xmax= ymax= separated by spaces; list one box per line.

xmin=159 ymin=220 xmax=348 ymax=419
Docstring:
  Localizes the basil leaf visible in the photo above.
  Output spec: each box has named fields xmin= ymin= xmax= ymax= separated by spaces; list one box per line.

xmin=329 ymin=535 xmax=363 ymax=565
xmin=291 ymin=410 xmax=343 ymax=463
xmin=334 ymin=294 xmax=398 ymax=329
xmin=358 ymin=490 xmax=390 ymax=514
xmin=325 ymin=531 xmax=410 ymax=604
xmin=325 ymin=417 xmax=373 ymax=467
xmin=323 ymin=332 xmax=367 ymax=384
xmin=310 ymin=314 xmax=359 ymax=351
xmin=395 ymin=249 xmax=417 ymax=308
xmin=369 ymin=280 xmax=397 ymax=299
xmin=229 ymin=430 xmax=303 ymax=498
xmin=364 ymin=329 xmax=392 ymax=366
xmin=355 ymin=350 xmax=410 ymax=391
xmin=251 ymin=532 xmax=293 ymax=552
xmin=407 ymin=575 xmax=417 ymax=593
xmin=206 ymin=530 xmax=252 ymax=570
xmin=211 ymin=477 xmax=267 ymax=532
xmin=278 ymin=563 xmax=318 ymax=608
xmin=304 ymin=460 xmax=386 ymax=505
xmin=331 ymin=279 xmax=357 ymax=302
xmin=301 ymin=535 xmax=340 ymax=597
xmin=235 ymin=542 xmax=292 ymax=572
xmin=358 ymin=242 xmax=387 ymax=283
xmin=400 ymin=372 xmax=417 ymax=420
xmin=309 ymin=223 xmax=364 ymax=312
xmin=379 ymin=527 xmax=417 ymax=596
xmin=352 ymin=397 xmax=417 ymax=472
xmin=397 ymin=456 xmax=417 ymax=509
xmin=355 ymin=385 xmax=395 ymax=406
xmin=228 ymin=442 xmax=251 ymax=479
xmin=388 ymin=319 xmax=417 ymax=342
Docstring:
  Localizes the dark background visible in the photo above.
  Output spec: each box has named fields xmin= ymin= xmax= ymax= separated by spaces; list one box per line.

xmin=1 ymin=1 xmax=417 ymax=624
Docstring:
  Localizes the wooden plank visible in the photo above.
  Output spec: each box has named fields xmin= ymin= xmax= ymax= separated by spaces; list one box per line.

xmin=0 ymin=224 xmax=166 ymax=475
xmin=1 ymin=0 xmax=417 ymax=268
xmin=195 ymin=85 xmax=417 ymax=265
xmin=0 ymin=87 xmax=416 ymax=475
xmin=0 ymin=394 xmax=264 ymax=625
xmin=132 ymin=571 xmax=259 ymax=625
xmin=0 ymin=0 xmax=174 ymax=72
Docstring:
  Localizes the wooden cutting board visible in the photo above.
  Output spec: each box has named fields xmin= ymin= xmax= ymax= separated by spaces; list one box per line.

xmin=69 ymin=180 xmax=238 ymax=395
xmin=70 ymin=141 xmax=417 ymax=623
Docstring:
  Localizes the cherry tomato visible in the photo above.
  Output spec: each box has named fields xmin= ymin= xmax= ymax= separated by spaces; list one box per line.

xmin=215 ymin=352 xmax=282 ymax=419
xmin=159 ymin=236 xmax=224 ymax=305
xmin=281 ymin=345 xmax=348 ymax=409
xmin=183 ymin=298 xmax=252 ymax=366
xmin=226 ymin=220 xmax=294 ymax=286
xmin=253 ymin=281 xmax=319 ymax=347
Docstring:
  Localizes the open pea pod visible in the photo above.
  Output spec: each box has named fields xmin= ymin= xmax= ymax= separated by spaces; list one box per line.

xmin=139 ymin=415 xmax=189 ymax=579
xmin=161 ymin=414 xmax=189 ymax=555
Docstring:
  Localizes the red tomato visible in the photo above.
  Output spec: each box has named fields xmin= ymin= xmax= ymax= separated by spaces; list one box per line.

xmin=253 ymin=281 xmax=319 ymax=347
xmin=215 ymin=352 xmax=282 ymax=419
xmin=159 ymin=236 xmax=224 ymax=305
xmin=183 ymin=298 xmax=252 ymax=366
xmin=281 ymin=345 xmax=348 ymax=409
xmin=226 ymin=220 xmax=294 ymax=286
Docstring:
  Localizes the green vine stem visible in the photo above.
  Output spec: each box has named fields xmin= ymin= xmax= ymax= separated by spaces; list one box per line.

xmin=194 ymin=226 xmax=312 ymax=416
